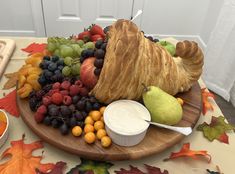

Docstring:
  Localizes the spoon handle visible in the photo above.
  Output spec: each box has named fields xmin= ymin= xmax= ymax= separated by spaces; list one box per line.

xmin=146 ymin=121 xmax=192 ymax=136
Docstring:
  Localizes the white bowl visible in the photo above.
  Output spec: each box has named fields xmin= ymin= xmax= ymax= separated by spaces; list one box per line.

xmin=104 ymin=100 xmax=151 ymax=147
xmin=0 ymin=109 xmax=9 ymax=148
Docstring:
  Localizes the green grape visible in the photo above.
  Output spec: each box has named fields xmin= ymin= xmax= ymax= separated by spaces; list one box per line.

xmin=60 ymin=45 xmax=74 ymax=58
xmin=47 ymin=42 xmax=56 ymax=52
xmin=54 ymin=49 xmax=61 ymax=57
xmin=62 ymin=66 xmax=71 ymax=76
xmin=77 ymin=40 xmax=84 ymax=47
xmin=84 ymin=42 xmax=95 ymax=50
xmin=71 ymin=63 xmax=80 ymax=75
xmin=70 ymin=44 xmax=82 ymax=57
xmin=64 ymin=57 xmax=73 ymax=66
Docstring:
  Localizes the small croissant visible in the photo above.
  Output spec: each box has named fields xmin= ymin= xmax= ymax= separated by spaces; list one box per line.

xmin=92 ymin=19 xmax=204 ymax=104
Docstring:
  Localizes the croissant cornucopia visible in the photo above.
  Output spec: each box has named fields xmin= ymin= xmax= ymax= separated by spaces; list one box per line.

xmin=91 ymin=19 xmax=204 ymax=104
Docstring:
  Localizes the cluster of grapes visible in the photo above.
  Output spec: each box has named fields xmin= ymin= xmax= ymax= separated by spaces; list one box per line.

xmin=47 ymin=37 xmax=84 ymax=58
xmin=62 ymin=57 xmax=80 ymax=77
xmin=38 ymin=56 xmax=64 ymax=86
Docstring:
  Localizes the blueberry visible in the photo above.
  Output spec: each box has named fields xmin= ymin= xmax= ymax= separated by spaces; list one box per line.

xmin=147 ymin=36 xmax=154 ymax=41
xmin=55 ymin=69 xmax=61 ymax=75
xmin=52 ymin=55 xmax=59 ymax=62
xmin=76 ymin=100 xmax=85 ymax=111
xmin=60 ymin=105 xmax=72 ymax=117
xmin=50 ymin=75 xmax=58 ymax=82
xmin=38 ymin=75 xmax=47 ymax=85
xmin=94 ymin=59 xmax=104 ymax=68
xmin=57 ymin=58 xmax=64 ymax=66
xmin=44 ymin=70 xmax=53 ymax=80
xmin=92 ymin=102 xmax=101 ymax=110
xmin=72 ymin=95 xmax=81 ymax=104
xmin=39 ymin=61 xmax=48 ymax=69
xmin=57 ymin=65 xmax=64 ymax=71
xmin=95 ymin=40 xmax=103 ymax=49
xmin=49 ymin=107 xmax=59 ymax=117
xmin=48 ymin=63 xmax=57 ymax=71
xmin=43 ymin=56 xmax=50 ymax=61
xmin=77 ymin=121 xmax=85 ymax=128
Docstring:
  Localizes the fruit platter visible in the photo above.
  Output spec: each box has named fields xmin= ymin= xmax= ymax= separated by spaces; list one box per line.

xmin=17 ymin=19 xmax=203 ymax=161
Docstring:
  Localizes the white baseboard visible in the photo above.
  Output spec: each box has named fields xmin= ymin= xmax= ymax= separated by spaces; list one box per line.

xmin=0 ymin=30 xmax=36 ymax=37
xmin=147 ymin=34 xmax=207 ymax=51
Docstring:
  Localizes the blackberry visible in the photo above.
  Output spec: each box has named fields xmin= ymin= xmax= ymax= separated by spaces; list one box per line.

xmin=29 ymin=98 xmax=38 ymax=111
xmin=36 ymin=90 xmax=46 ymax=100
xmin=42 ymin=84 xmax=52 ymax=92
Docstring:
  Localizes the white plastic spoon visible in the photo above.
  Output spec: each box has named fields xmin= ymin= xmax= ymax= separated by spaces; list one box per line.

xmin=131 ymin=10 xmax=143 ymax=21
xmin=145 ymin=120 xmax=192 ymax=136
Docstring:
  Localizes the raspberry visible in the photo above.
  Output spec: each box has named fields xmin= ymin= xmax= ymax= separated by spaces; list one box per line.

xmin=69 ymin=85 xmax=80 ymax=96
xmin=75 ymin=80 xmax=83 ymax=88
xmin=52 ymin=82 xmax=61 ymax=89
xmin=37 ymin=105 xmax=47 ymax=114
xmin=42 ymin=96 xmax=51 ymax=106
xmin=80 ymin=87 xmax=89 ymax=96
xmin=34 ymin=112 xmax=45 ymax=123
xmin=60 ymin=90 xmax=69 ymax=96
xmin=61 ymin=81 xmax=71 ymax=90
xmin=51 ymin=92 xmax=63 ymax=105
xmin=47 ymin=89 xmax=60 ymax=96
xmin=63 ymin=95 xmax=72 ymax=105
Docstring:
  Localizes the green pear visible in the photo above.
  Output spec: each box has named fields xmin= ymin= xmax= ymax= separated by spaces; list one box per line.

xmin=142 ymin=85 xmax=182 ymax=125
xmin=158 ymin=40 xmax=176 ymax=56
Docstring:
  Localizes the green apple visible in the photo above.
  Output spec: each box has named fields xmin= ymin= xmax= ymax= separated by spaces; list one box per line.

xmin=158 ymin=40 xmax=176 ymax=56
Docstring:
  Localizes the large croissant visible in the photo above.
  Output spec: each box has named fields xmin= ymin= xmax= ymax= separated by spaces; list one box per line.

xmin=91 ymin=19 xmax=204 ymax=104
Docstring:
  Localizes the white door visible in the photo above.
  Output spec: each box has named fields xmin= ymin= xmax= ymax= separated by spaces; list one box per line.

xmin=42 ymin=0 xmax=134 ymax=37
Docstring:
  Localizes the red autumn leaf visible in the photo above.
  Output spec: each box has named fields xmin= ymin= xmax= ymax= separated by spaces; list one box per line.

xmin=164 ymin=143 xmax=211 ymax=163
xmin=0 ymin=134 xmax=55 ymax=174
xmin=115 ymin=165 xmax=144 ymax=174
xmin=202 ymin=88 xmax=215 ymax=115
xmin=218 ymin=133 xmax=229 ymax=144
xmin=0 ymin=89 xmax=20 ymax=117
xmin=144 ymin=164 xmax=169 ymax=174
xmin=36 ymin=161 xmax=66 ymax=174
xmin=115 ymin=165 xmax=169 ymax=174
xmin=22 ymin=43 xmax=47 ymax=55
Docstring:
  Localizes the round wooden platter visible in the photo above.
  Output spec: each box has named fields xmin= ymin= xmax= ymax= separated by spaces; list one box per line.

xmin=17 ymin=82 xmax=201 ymax=161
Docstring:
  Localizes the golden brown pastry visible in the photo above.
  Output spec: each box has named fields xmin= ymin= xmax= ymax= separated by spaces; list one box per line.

xmin=91 ymin=19 xmax=204 ymax=104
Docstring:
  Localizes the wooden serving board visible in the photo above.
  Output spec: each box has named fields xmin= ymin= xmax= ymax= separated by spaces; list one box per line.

xmin=17 ymin=82 xmax=201 ymax=161
xmin=0 ymin=39 xmax=15 ymax=79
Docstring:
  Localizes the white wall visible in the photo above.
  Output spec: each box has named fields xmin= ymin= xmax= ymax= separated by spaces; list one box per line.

xmin=0 ymin=0 xmax=45 ymax=36
xmin=134 ymin=0 xmax=223 ymax=50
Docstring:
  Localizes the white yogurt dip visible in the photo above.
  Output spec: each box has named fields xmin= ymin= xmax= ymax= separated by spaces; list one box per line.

xmin=104 ymin=100 xmax=151 ymax=136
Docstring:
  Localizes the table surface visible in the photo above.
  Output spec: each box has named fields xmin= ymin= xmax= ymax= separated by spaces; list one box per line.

xmin=0 ymin=37 xmax=234 ymax=174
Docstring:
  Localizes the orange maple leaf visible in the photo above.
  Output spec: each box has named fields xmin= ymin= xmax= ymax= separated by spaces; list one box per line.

xmin=202 ymin=88 xmax=215 ymax=115
xmin=164 ymin=143 xmax=211 ymax=163
xmin=0 ymin=135 xmax=55 ymax=174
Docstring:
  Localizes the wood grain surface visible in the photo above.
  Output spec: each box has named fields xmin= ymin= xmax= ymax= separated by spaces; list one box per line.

xmin=17 ymin=82 xmax=201 ymax=161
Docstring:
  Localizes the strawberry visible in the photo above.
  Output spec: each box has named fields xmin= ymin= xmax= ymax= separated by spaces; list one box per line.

xmin=78 ymin=31 xmax=91 ymax=42
xmin=90 ymin=24 xmax=105 ymax=37
xmin=91 ymin=34 xmax=103 ymax=42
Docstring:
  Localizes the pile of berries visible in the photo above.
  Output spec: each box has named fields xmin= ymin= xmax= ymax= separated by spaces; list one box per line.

xmin=38 ymin=56 xmax=64 ymax=86
xmin=31 ymin=79 xmax=103 ymax=136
